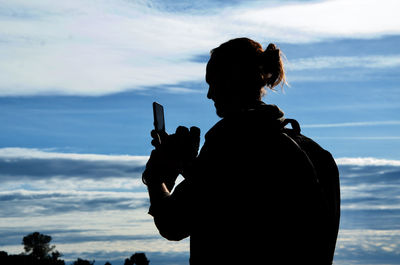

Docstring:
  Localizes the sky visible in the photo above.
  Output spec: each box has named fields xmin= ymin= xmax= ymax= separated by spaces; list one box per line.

xmin=1 ymin=0 xmax=400 ymax=264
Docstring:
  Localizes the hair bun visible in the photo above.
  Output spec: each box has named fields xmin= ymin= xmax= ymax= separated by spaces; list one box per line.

xmin=260 ymin=43 xmax=286 ymax=89
xmin=263 ymin=43 xmax=280 ymax=62
xmin=266 ymin=43 xmax=277 ymax=51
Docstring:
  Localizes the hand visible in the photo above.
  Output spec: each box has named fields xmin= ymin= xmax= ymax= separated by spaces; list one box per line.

xmin=142 ymin=126 xmax=200 ymax=190
xmin=151 ymin=126 xmax=200 ymax=169
xmin=143 ymin=130 xmax=175 ymax=187
xmin=142 ymin=148 xmax=178 ymax=188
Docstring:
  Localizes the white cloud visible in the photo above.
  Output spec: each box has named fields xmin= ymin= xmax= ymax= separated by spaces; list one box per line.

xmin=314 ymin=136 xmax=400 ymax=140
xmin=0 ymin=207 xmax=189 ymax=261
xmin=0 ymin=147 xmax=148 ymax=162
xmin=336 ymin=229 xmax=400 ymax=262
xmin=0 ymin=189 xmax=149 ymax=217
xmin=0 ymin=147 xmax=148 ymax=191
xmin=288 ymin=55 xmax=400 ymax=71
xmin=162 ymin=86 xmax=204 ymax=94
xmin=336 ymin=157 xmax=400 ymax=166
xmin=0 ymin=0 xmax=400 ymax=96
xmin=0 ymin=147 xmax=174 ymax=258
xmin=337 ymin=162 xmax=400 ymax=212
xmin=303 ymin=120 xmax=400 ymax=128
xmin=236 ymin=0 xmax=400 ymax=39
xmin=0 ymin=0 xmax=211 ymax=96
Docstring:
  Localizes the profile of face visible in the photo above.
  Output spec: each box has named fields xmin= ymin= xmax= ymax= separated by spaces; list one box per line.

xmin=205 ymin=58 xmax=238 ymax=118
xmin=205 ymin=55 xmax=258 ymax=118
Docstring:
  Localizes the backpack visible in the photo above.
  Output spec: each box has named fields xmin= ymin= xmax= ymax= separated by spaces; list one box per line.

xmin=282 ymin=118 xmax=341 ymax=264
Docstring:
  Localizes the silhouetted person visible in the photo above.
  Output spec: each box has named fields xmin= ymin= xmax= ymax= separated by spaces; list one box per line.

xmin=143 ymin=37 xmax=340 ymax=265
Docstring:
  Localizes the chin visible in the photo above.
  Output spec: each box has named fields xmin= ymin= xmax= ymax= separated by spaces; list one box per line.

xmin=215 ymin=107 xmax=226 ymax=118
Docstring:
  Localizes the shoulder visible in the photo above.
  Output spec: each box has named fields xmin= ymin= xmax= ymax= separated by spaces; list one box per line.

xmin=204 ymin=118 xmax=226 ymax=141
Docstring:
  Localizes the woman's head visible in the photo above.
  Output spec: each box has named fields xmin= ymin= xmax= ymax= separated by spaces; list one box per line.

xmin=206 ymin=37 xmax=286 ymax=117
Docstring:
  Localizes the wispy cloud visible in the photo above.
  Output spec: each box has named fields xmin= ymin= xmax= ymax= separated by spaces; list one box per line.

xmin=303 ymin=120 xmax=400 ymax=128
xmin=0 ymin=148 xmax=147 ymax=190
xmin=1 ymin=0 xmax=399 ymax=96
xmin=0 ymin=147 xmax=148 ymax=162
xmin=162 ymin=86 xmax=204 ymax=94
xmin=336 ymin=157 xmax=400 ymax=166
xmin=236 ymin=0 xmax=400 ymax=39
xmin=335 ymin=229 xmax=400 ymax=264
xmin=288 ymin=55 xmax=400 ymax=71
xmin=0 ymin=147 xmax=182 ymax=261
xmin=314 ymin=136 xmax=400 ymax=140
xmin=335 ymin=162 xmax=400 ymax=262
xmin=0 ymin=190 xmax=148 ymax=217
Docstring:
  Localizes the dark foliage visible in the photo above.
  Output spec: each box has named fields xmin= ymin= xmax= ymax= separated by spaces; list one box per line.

xmin=1 ymin=232 xmax=148 ymax=265
xmin=23 ymin=232 xmax=56 ymax=259
xmin=124 ymin=253 xmax=149 ymax=265
xmin=0 ymin=250 xmax=65 ymax=265
xmin=72 ymin=258 xmax=95 ymax=265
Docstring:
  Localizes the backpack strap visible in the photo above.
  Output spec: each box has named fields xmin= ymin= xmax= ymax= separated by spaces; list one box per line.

xmin=280 ymin=118 xmax=318 ymax=182
xmin=281 ymin=118 xmax=301 ymax=134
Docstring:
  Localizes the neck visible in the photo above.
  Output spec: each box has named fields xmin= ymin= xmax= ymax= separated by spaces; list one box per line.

xmin=217 ymin=100 xmax=264 ymax=118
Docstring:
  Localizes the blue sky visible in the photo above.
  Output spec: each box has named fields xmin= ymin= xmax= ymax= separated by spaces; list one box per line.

xmin=1 ymin=0 xmax=400 ymax=264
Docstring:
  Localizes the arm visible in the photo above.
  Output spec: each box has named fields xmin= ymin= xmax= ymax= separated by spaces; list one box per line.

xmin=142 ymin=126 xmax=200 ymax=241
xmin=146 ymin=180 xmax=191 ymax=241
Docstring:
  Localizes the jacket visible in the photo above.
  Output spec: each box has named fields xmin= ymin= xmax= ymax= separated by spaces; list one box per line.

xmin=151 ymin=102 xmax=336 ymax=264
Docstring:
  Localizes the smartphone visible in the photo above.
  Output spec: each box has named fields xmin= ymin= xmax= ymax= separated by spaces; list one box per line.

xmin=152 ymin=102 xmax=165 ymax=132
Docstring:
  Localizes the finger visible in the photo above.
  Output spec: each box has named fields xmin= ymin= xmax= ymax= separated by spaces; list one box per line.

xmin=151 ymin=138 xmax=161 ymax=148
xmin=150 ymin=130 xmax=161 ymax=148
xmin=151 ymin=130 xmax=158 ymax=139
xmin=176 ymin=126 xmax=189 ymax=136
xmin=176 ymin=127 xmax=191 ymax=149
xmin=190 ymin=127 xmax=200 ymax=148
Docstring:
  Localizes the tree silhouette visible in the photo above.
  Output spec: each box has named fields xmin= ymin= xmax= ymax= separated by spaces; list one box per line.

xmin=4 ymin=232 xmax=151 ymax=265
xmin=124 ymin=253 xmax=149 ymax=265
xmin=72 ymin=258 xmax=95 ymax=265
xmin=22 ymin=232 xmax=56 ymax=259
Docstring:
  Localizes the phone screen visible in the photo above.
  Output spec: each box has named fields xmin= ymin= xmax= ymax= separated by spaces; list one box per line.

xmin=153 ymin=102 xmax=165 ymax=132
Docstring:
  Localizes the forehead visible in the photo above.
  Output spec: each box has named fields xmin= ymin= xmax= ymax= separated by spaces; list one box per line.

xmin=205 ymin=58 xmax=215 ymax=84
xmin=206 ymin=55 xmax=235 ymax=85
